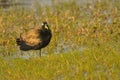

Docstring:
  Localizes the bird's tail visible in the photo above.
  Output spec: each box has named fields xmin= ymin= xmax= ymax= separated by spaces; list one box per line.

xmin=16 ymin=38 xmax=22 ymax=45
xmin=16 ymin=34 xmax=22 ymax=45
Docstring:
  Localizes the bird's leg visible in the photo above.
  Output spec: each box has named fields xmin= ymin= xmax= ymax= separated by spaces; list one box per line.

xmin=39 ymin=49 xmax=41 ymax=56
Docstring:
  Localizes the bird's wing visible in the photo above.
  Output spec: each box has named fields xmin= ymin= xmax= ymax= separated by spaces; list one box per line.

xmin=21 ymin=29 xmax=41 ymax=46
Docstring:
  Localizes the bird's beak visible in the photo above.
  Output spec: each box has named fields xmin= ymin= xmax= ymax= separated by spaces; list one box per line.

xmin=45 ymin=25 xmax=49 ymax=29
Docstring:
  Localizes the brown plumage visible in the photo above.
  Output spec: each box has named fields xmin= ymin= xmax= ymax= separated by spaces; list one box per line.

xmin=16 ymin=21 xmax=52 ymax=56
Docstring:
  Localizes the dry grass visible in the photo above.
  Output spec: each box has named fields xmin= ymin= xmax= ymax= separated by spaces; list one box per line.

xmin=0 ymin=0 xmax=120 ymax=79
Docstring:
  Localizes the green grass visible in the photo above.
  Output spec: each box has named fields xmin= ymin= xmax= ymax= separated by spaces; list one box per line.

xmin=0 ymin=50 xmax=120 ymax=80
xmin=0 ymin=0 xmax=120 ymax=79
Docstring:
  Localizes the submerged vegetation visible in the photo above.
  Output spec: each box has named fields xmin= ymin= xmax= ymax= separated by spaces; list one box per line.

xmin=0 ymin=0 xmax=120 ymax=79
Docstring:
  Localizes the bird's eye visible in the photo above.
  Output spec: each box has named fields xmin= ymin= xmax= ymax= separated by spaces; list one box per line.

xmin=41 ymin=23 xmax=44 ymax=26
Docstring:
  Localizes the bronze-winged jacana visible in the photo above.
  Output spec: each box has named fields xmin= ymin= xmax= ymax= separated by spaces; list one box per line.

xmin=16 ymin=21 xmax=52 ymax=56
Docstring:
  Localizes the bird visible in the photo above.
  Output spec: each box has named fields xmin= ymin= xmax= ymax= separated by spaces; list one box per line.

xmin=16 ymin=21 xmax=52 ymax=56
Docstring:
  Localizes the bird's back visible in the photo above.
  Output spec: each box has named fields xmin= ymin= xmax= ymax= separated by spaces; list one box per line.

xmin=21 ymin=27 xmax=41 ymax=46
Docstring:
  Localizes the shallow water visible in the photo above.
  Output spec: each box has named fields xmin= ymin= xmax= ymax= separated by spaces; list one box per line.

xmin=0 ymin=0 xmax=97 ymax=9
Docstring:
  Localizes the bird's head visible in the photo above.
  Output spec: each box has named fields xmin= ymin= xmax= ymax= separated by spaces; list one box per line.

xmin=41 ymin=21 xmax=49 ymax=30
